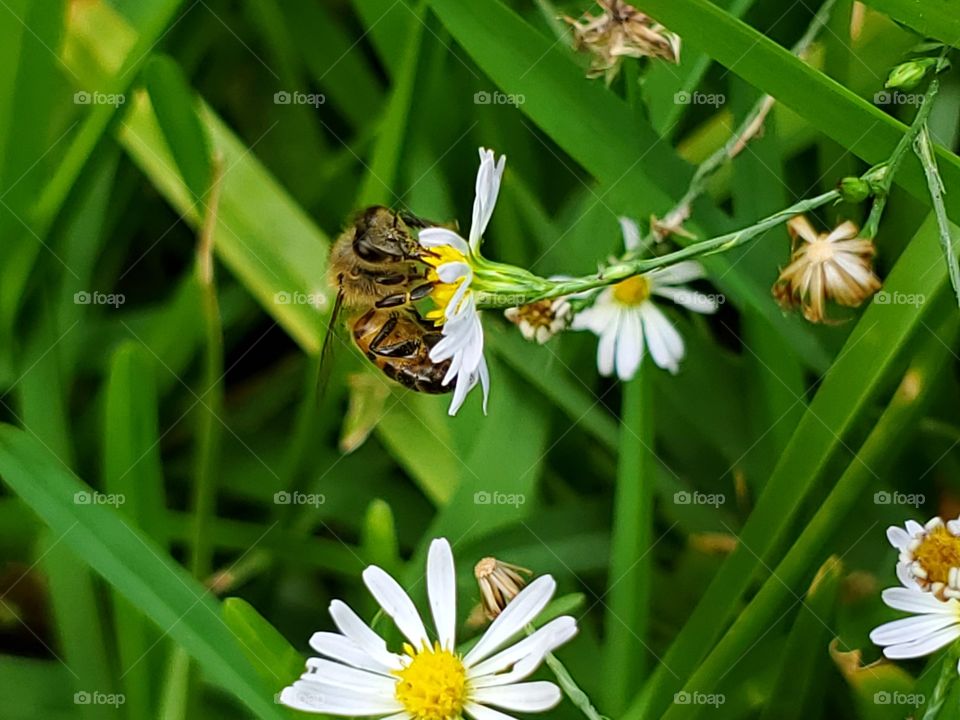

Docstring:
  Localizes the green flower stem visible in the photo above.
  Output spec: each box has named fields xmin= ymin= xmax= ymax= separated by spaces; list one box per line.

xmin=923 ymin=641 xmax=960 ymax=720
xmin=862 ymin=55 xmax=947 ymax=239
xmin=474 ymin=188 xmax=840 ymax=309
xmin=914 ymin=122 xmax=960 ymax=308
xmin=525 ymin=624 xmax=609 ymax=720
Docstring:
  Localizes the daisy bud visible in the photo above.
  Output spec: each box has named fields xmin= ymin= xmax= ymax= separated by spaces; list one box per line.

xmin=884 ymin=58 xmax=936 ymax=90
xmin=475 ymin=556 xmax=532 ymax=619
xmin=837 ymin=177 xmax=871 ymax=204
xmin=772 ymin=216 xmax=882 ymax=324
xmin=504 ymin=298 xmax=572 ymax=344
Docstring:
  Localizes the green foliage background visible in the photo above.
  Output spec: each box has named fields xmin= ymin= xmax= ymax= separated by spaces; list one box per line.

xmin=0 ymin=0 xmax=959 ymax=718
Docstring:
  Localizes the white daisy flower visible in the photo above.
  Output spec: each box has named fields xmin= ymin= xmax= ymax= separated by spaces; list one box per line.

xmin=887 ymin=516 xmax=960 ymax=600
xmin=418 ymin=148 xmax=506 ymax=416
xmin=279 ymin=538 xmax=578 ymax=720
xmin=570 ymin=217 xmax=719 ymax=380
xmin=870 ymin=587 xmax=960 ymax=672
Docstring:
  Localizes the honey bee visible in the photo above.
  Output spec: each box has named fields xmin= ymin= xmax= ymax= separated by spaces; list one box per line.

xmin=321 ymin=206 xmax=452 ymax=394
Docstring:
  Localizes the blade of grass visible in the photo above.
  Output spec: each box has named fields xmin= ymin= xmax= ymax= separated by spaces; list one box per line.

xmin=0 ymin=424 xmax=288 ymax=720
xmin=603 ymin=365 xmax=655 ymax=714
xmin=103 ymin=341 xmax=168 ymax=720
xmin=860 ymin=0 xmax=960 ymax=47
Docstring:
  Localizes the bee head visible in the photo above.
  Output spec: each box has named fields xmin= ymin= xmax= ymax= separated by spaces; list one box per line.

xmin=352 ymin=206 xmax=421 ymax=263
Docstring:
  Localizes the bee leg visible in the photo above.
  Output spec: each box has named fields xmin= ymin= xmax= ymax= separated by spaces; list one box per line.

xmin=374 ymin=282 xmax=434 ymax=308
xmin=368 ymin=319 xmax=421 ymax=359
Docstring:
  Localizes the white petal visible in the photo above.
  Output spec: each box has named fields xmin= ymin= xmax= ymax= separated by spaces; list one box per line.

xmin=419 ymin=227 xmax=469 ymax=254
xmin=471 ymin=681 xmax=562 ymax=712
xmin=640 ymin=303 xmax=684 ymax=374
xmin=303 ymin=658 xmax=396 ymax=691
xmin=882 ymin=587 xmax=958 ymax=615
xmin=436 ymin=262 xmax=471 ymax=284
xmin=309 ymin=632 xmax=398 ymax=674
xmin=570 ymin=294 xmax=617 ymax=334
xmin=362 ymin=566 xmax=430 ymax=648
xmin=882 ymin=625 xmax=960 ymax=659
xmin=596 ymin=320 xmax=619 ymax=377
xmin=464 ymin=702 xmax=518 ymax=720
xmin=906 ymin=520 xmax=925 ymax=536
xmin=427 ymin=539 xmax=457 ymax=650
xmin=469 ymin=616 xmax=578 ymax=684
xmin=649 ymin=261 xmax=707 ymax=286
xmin=478 ymin=356 xmax=490 ymax=415
xmin=896 ymin=563 xmax=919 ymax=589
xmin=614 ymin=309 xmax=643 ymax=381
xmin=279 ymin=680 xmax=403 ymax=715
xmin=619 ymin=217 xmax=641 ymax=252
xmin=470 ymin=148 xmax=505 ymax=248
xmin=887 ymin=526 xmax=912 ymax=551
xmin=651 ymin=284 xmax=719 ymax=314
xmin=447 ymin=369 xmax=476 ymax=416
xmin=464 ymin=576 xmax=556 ymax=667
xmin=870 ymin=614 xmax=960 ymax=646
xmin=328 ymin=601 xmax=403 ymax=670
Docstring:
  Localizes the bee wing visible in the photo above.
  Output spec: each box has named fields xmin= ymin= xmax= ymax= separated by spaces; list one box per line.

xmin=399 ymin=210 xmax=457 ymax=232
xmin=316 ymin=289 xmax=345 ymax=406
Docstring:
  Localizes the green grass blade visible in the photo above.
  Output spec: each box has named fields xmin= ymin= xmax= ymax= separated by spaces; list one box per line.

xmin=860 ymin=0 xmax=960 ymax=47
xmin=144 ymin=54 xmax=212 ymax=203
xmin=0 ymin=424 xmax=287 ymax=720
xmin=603 ymin=367 xmax=655 ymax=713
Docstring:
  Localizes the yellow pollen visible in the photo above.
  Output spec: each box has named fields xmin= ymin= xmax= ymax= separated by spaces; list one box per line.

xmin=914 ymin=526 xmax=960 ymax=585
xmin=393 ymin=642 xmax=467 ymax=720
xmin=804 ymin=239 xmax=836 ymax=264
xmin=612 ymin=275 xmax=651 ymax=306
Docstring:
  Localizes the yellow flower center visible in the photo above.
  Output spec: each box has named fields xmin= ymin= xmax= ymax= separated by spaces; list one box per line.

xmin=422 ymin=245 xmax=470 ymax=326
xmin=804 ymin=238 xmax=836 ymax=264
xmin=393 ymin=642 xmax=467 ymax=720
xmin=612 ymin=275 xmax=651 ymax=306
xmin=914 ymin=526 xmax=960 ymax=585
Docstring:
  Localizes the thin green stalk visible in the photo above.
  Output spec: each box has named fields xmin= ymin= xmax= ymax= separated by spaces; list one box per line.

xmin=189 ymin=156 xmax=225 ymax=579
xmin=525 ymin=625 xmax=608 ymax=720
xmin=475 ymin=189 xmax=840 ymax=308
xmin=862 ymin=58 xmax=945 ymax=238
xmin=602 ymin=364 xmax=654 ymax=713
xmin=923 ymin=642 xmax=960 ymax=720
xmin=914 ymin=123 xmax=960 ymax=307
xmin=655 ymin=317 xmax=957 ymax=720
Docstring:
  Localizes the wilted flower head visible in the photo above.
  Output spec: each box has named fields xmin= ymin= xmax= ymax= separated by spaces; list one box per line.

xmin=504 ymin=298 xmax=571 ymax=344
xmin=772 ymin=216 xmax=881 ymax=324
xmin=564 ymin=0 xmax=681 ymax=83
xmin=475 ymin=556 xmax=533 ymax=619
